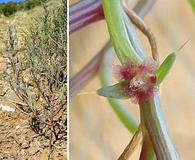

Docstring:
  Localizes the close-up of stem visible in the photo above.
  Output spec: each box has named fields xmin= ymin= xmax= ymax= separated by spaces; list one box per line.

xmin=140 ymin=95 xmax=178 ymax=159
xmin=101 ymin=0 xmax=178 ymax=159
xmin=69 ymin=0 xmax=104 ymax=33
xmin=99 ymin=48 xmax=138 ymax=134
xmin=121 ymin=0 xmax=159 ymax=62
xmin=118 ymin=125 xmax=142 ymax=160
xmin=70 ymin=0 xmax=156 ymax=96
xmin=70 ymin=0 xmax=195 ymax=159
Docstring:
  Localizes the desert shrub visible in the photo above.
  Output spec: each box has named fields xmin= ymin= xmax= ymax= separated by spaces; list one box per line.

xmin=23 ymin=0 xmax=47 ymax=10
xmin=0 ymin=0 xmax=48 ymax=17
xmin=1 ymin=2 xmax=17 ymax=16
xmin=4 ymin=0 xmax=67 ymax=154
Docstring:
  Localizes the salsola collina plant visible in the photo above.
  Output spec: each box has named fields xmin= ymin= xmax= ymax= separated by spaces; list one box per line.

xmin=98 ymin=0 xmax=181 ymax=159
xmin=70 ymin=0 xmax=186 ymax=159
xmin=4 ymin=1 xmax=67 ymax=156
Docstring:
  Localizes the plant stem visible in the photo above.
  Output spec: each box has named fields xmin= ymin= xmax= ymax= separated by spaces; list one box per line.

xmin=70 ymin=41 xmax=109 ymax=97
xmin=70 ymin=0 xmax=156 ymax=97
xmin=121 ymin=0 xmax=159 ymax=62
xmin=140 ymin=94 xmax=178 ymax=159
xmin=69 ymin=0 xmax=156 ymax=34
xmin=139 ymin=134 xmax=156 ymax=160
xmin=102 ymin=0 xmax=179 ymax=159
xmin=102 ymin=0 xmax=141 ymax=63
xmin=133 ymin=0 xmax=156 ymax=18
xmin=118 ymin=125 xmax=142 ymax=160
xmin=69 ymin=0 xmax=104 ymax=33
xmin=100 ymin=49 xmax=137 ymax=133
xmin=139 ymin=101 xmax=156 ymax=160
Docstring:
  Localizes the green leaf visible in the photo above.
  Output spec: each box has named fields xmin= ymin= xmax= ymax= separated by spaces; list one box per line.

xmin=188 ymin=0 xmax=195 ymax=11
xmin=155 ymin=52 xmax=176 ymax=85
xmin=97 ymin=81 xmax=129 ymax=99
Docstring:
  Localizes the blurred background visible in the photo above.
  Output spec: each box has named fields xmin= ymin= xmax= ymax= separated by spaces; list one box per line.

xmin=70 ymin=0 xmax=195 ymax=159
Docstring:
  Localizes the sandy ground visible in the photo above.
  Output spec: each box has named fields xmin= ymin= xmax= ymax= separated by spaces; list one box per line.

xmin=0 ymin=109 xmax=66 ymax=160
xmin=70 ymin=0 xmax=195 ymax=159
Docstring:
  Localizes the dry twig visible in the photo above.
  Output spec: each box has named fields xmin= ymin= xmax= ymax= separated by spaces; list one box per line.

xmin=118 ymin=125 xmax=142 ymax=160
xmin=121 ymin=0 xmax=159 ymax=62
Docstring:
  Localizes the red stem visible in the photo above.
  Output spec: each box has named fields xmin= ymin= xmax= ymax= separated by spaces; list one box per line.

xmin=70 ymin=42 xmax=110 ymax=97
xmin=139 ymin=134 xmax=156 ymax=160
xmin=69 ymin=0 xmax=104 ymax=33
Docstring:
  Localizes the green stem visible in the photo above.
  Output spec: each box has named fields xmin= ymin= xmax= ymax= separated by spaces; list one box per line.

xmin=102 ymin=0 xmax=179 ymax=159
xmin=140 ymin=94 xmax=178 ymax=159
xmin=140 ymin=106 xmax=156 ymax=160
xmin=102 ymin=0 xmax=142 ymax=64
xmin=139 ymin=134 xmax=155 ymax=160
xmin=99 ymin=50 xmax=137 ymax=134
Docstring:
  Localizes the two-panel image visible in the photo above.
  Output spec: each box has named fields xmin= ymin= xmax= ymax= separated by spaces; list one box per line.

xmin=0 ymin=0 xmax=194 ymax=159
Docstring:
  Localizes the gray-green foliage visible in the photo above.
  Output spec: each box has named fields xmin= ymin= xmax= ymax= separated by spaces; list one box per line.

xmin=4 ymin=1 xmax=67 ymax=145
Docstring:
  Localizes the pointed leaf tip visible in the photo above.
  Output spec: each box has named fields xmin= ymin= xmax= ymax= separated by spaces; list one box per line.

xmin=155 ymin=52 xmax=176 ymax=85
xmin=97 ymin=82 xmax=129 ymax=99
xmin=176 ymin=39 xmax=189 ymax=53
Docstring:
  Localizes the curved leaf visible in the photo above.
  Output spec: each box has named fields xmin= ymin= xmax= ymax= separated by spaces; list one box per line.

xmin=97 ymin=81 xmax=129 ymax=99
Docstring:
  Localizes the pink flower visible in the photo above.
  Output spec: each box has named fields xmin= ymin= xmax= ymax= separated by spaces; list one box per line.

xmin=113 ymin=63 xmax=138 ymax=81
xmin=114 ymin=58 xmax=158 ymax=104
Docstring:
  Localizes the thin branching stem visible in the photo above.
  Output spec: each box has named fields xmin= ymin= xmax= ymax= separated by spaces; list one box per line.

xmin=121 ymin=0 xmax=159 ymax=63
xmin=118 ymin=125 xmax=142 ymax=160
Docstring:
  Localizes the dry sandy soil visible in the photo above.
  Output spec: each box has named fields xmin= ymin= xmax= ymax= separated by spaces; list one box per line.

xmin=0 ymin=0 xmax=66 ymax=159
xmin=70 ymin=0 xmax=195 ymax=159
